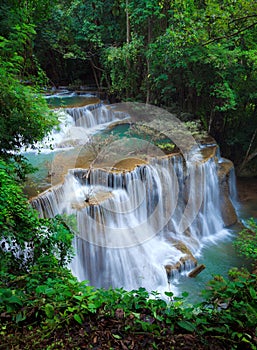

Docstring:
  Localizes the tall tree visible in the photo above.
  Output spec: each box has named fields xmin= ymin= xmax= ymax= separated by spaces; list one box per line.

xmin=0 ymin=0 xmax=59 ymax=171
xmin=34 ymin=0 xmax=126 ymax=87
xmin=146 ymin=0 xmax=257 ymax=166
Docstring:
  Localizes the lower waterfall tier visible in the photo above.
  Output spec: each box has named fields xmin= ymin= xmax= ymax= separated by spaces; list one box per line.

xmin=31 ymin=148 xmax=238 ymax=294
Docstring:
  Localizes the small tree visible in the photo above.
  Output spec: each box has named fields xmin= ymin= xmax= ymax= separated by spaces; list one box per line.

xmin=0 ymin=159 xmax=74 ymax=278
xmin=0 ymin=66 xmax=57 ymax=156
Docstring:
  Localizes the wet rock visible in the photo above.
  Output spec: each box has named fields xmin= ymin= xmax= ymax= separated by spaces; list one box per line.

xmin=180 ymin=254 xmax=197 ymax=266
xmin=112 ymin=158 xmax=148 ymax=172
xmin=71 ymin=191 xmax=113 ymax=209
xmin=173 ymin=240 xmax=196 ymax=257
xmin=165 ymin=263 xmax=182 ymax=277
xmin=165 ymin=240 xmax=197 ymax=278
xmin=218 ymin=160 xmax=238 ymax=227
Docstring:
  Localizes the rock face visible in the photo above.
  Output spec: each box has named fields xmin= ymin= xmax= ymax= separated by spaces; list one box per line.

xmin=165 ymin=240 xmax=197 ymax=278
xmin=218 ymin=159 xmax=238 ymax=227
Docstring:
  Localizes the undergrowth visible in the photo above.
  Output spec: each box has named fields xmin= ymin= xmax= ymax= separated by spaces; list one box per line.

xmin=0 ymin=266 xmax=256 ymax=349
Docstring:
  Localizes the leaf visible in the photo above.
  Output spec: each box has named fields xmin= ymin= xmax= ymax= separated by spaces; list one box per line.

xmin=249 ymin=287 xmax=257 ymax=299
xmin=73 ymin=295 xmax=84 ymax=301
xmin=74 ymin=313 xmax=83 ymax=325
xmin=44 ymin=304 xmax=55 ymax=319
xmin=177 ymin=320 xmax=196 ymax=332
xmin=132 ymin=312 xmax=140 ymax=319
xmin=15 ymin=312 xmax=26 ymax=323
xmin=8 ymin=295 xmax=23 ymax=305
xmin=87 ymin=303 xmax=97 ymax=312
xmin=112 ymin=334 xmax=122 ymax=340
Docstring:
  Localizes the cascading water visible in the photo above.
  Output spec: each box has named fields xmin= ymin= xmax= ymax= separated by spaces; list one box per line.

xmin=65 ymin=103 xmax=128 ymax=129
xmin=27 ymin=101 xmax=240 ymax=297
xmin=28 ymin=102 xmax=129 ymax=151
xmin=31 ymin=148 xmax=237 ymax=295
xmin=23 ymin=101 xmax=131 ymax=195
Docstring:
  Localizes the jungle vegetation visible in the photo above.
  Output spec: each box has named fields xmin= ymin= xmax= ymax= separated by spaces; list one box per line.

xmin=0 ymin=0 xmax=257 ymax=348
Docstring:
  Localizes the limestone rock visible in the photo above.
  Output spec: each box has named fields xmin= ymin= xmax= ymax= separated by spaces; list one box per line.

xmin=218 ymin=160 xmax=238 ymax=227
xmin=112 ymin=157 xmax=148 ymax=172
xmin=165 ymin=240 xmax=197 ymax=278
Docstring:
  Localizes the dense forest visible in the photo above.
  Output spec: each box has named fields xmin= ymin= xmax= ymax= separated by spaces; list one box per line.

xmin=1 ymin=0 xmax=257 ymax=349
xmin=1 ymin=0 xmax=257 ymax=172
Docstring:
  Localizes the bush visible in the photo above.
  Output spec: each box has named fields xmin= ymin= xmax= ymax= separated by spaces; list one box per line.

xmin=0 ymin=159 xmax=74 ymax=278
xmin=234 ymin=218 xmax=257 ymax=260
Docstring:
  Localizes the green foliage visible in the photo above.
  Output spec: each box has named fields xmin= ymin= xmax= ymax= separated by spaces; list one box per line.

xmin=155 ymin=142 xmax=176 ymax=153
xmin=234 ymin=219 xmax=257 ymax=260
xmin=0 ymin=1 xmax=51 ymax=84
xmin=0 ymin=159 xmax=74 ymax=276
xmin=0 ymin=268 xmax=256 ymax=349
xmin=200 ymin=270 xmax=257 ymax=346
xmin=0 ymin=66 xmax=58 ymax=156
xmin=102 ymin=35 xmax=145 ymax=99
xmin=0 ymin=21 xmax=36 ymax=75
xmin=26 ymin=0 xmax=257 ymax=171
xmin=145 ymin=0 xmax=257 ymax=165
xmin=34 ymin=0 xmax=127 ymax=86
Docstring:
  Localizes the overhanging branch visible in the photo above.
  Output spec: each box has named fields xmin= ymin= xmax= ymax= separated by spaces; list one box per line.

xmin=203 ymin=21 xmax=257 ymax=46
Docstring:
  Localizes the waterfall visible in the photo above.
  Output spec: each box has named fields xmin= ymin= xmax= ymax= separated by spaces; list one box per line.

xmin=228 ymin=166 xmax=238 ymax=208
xmin=31 ymin=148 xmax=237 ymax=294
xmin=24 ymin=103 xmax=130 ymax=152
xmin=65 ymin=103 xmax=129 ymax=129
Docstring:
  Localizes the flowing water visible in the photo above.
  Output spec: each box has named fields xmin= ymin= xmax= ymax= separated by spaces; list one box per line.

xmin=45 ymin=90 xmax=100 ymax=108
xmin=27 ymin=96 xmax=253 ymax=299
xmin=31 ymin=155 xmax=231 ymax=295
xmin=24 ymin=97 xmax=130 ymax=196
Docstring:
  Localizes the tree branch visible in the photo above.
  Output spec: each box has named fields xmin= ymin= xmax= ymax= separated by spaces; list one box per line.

xmin=203 ymin=21 xmax=257 ymax=46
xmin=239 ymin=128 xmax=257 ymax=173
xmin=229 ymin=14 xmax=257 ymax=25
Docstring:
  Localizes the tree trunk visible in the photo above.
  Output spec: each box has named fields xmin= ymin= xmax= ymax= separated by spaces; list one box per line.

xmin=126 ymin=0 xmax=130 ymax=44
xmin=239 ymin=127 xmax=257 ymax=173
xmin=145 ymin=17 xmax=152 ymax=104
xmin=188 ymin=264 xmax=206 ymax=278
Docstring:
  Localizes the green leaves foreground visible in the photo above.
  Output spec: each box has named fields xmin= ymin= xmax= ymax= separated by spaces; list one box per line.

xmin=0 ymin=268 xmax=256 ymax=349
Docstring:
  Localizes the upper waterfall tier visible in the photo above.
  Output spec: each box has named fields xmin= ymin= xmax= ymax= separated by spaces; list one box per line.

xmin=26 ymin=103 xmax=130 ymax=151
xmin=31 ymin=147 xmax=238 ymax=294
xmin=64 ymin=103 xmax=129 ymax=129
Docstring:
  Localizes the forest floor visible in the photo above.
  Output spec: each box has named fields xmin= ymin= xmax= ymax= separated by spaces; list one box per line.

xmin=2 ymin=314 xmax=252 ymax=350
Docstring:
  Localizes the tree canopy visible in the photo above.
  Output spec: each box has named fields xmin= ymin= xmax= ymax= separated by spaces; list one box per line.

xmin=17 ymin=0 xmax=255 ymax=171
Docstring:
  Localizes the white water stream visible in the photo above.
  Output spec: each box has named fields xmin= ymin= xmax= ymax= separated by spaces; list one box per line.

xmin=29 ymin=98 xmax=240 ymax=297
xmin=31 ymin=153 xmax=235 ymax=295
